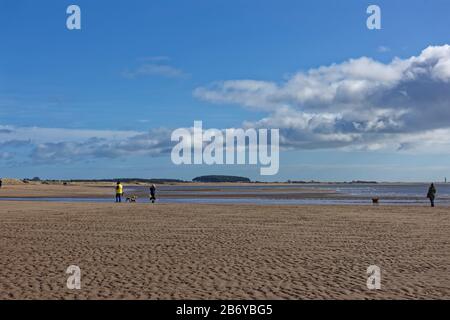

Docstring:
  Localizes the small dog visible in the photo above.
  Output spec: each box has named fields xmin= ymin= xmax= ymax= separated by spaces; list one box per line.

xmin=126 ymin=195 xmax=138 ymax=203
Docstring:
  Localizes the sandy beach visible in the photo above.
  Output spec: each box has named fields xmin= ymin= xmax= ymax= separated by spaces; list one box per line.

xmin=1 ymin=194 xmax=449 ymax=299
xmin=3 ymin=0 xmax=450 ymax=305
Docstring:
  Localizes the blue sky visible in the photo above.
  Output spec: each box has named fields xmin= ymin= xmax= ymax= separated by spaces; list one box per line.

xmin=1 ymin=0 xmax=450 ymax=181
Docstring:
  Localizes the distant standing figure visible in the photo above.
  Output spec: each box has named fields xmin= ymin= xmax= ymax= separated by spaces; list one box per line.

xmin=116 ymin=181 xmax=123 ymax=203
xmin=0 ymin=178 xmax=2 ymax=189
xmin=149 ymin=184 xmax=156 ymax=203
xmin=427 ymin=183 xmax=436 ymax=207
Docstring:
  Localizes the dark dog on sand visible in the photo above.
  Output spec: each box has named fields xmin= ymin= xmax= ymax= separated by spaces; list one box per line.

xmin=126 ymin=196 xmax=138 ymax=203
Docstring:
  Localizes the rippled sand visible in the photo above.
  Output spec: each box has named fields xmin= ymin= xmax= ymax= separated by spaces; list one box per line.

xmin=0 ymin=200 xmax=449 ymax=299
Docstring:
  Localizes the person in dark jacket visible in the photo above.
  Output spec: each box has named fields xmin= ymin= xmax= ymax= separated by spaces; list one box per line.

xmin=427 ymin=183 xmax=436 ymax=207
xmin=149 ymin=184 xmax=156 ymax=203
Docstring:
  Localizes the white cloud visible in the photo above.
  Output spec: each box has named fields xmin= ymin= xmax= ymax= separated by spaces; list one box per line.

xmin=3 ymin=46 xmax=450 ymax=166
xmin=377 ymin=46 xmax=390 ymax=53
xmin=123 ymin=60 xmax=187 ymax=79
xmin=0 ymin=125 xmax=173 ymax=164
xmin=0 ymin=125 xmax=139 ymax=144
xmin=195 ymin=45 xmax=450 ymax=153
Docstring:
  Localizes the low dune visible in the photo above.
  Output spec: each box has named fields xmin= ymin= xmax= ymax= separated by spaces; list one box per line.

xmin=0 ymin=183 xmax=112 ymax=198
xmin=0 ymin=178 xmax=27 ymax=185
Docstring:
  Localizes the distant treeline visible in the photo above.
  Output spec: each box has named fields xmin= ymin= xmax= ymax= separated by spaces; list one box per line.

xmin=72 ymin=178 xmax=185 ymax=183
xmin=21 ymin=176 xmax=377 ymax=184
xmin=192 ymin=175 xmax=251 ymax=183
xmin=287 ymin=180 xmax=378 ymax=184
xmin=37 ymin=178 xmax=186 ymax=184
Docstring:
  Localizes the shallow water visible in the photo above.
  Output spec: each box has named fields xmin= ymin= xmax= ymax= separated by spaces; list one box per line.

xmin=1 ymin=183 xmax=449 ymax=205
xmin=132 ymin=182 xmax=450 ymax=196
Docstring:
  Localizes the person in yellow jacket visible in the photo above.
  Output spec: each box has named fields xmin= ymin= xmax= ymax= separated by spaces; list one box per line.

xmin=115 ymin=181 xmax=123 ymax=203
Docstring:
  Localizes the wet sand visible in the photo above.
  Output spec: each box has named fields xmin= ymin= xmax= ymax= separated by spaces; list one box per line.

xmin=0 ymin=182 xmax=338 ymax=200
xmin=0 ymin=200 xmax=449 ymax=299
xmin=0 ymin=182 xmax=438 ymax=204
